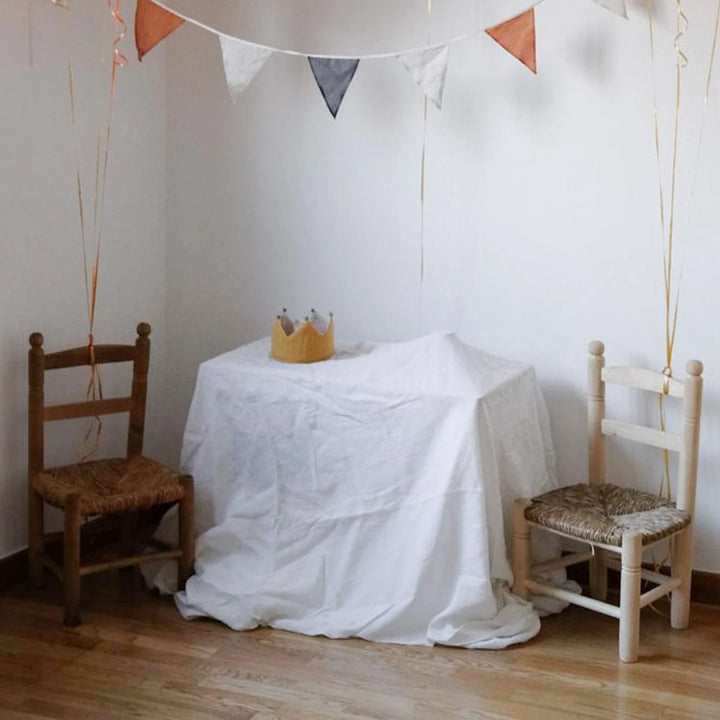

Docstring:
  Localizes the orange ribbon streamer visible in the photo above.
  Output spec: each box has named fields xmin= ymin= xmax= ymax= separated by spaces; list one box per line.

xmin=66 ymin=1 xmax=128 ymax=459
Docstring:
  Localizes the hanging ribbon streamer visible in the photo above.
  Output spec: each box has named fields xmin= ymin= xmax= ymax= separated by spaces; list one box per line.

xmin=60 ymin=1 xmax=129 ymax=459
xmin=687 ymin=0 xmax=720 ymax=219
xmin=646 ymin=0 xmax=687 ymax=502
xmin=418 ymin=0 xmax=434 ymax=305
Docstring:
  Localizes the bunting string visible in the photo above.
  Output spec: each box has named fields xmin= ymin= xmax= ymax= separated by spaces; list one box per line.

xmin=146 ymin=0 xmax=546 ymax=61
xmin=141 ymin=0 xmax=544 ymax=117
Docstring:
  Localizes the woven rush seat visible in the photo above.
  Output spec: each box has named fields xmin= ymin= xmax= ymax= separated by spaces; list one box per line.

xmin=525 ymin=483 xmax=691 ymax=547
xmin=32 ymin=455 xmax=185 ymax=516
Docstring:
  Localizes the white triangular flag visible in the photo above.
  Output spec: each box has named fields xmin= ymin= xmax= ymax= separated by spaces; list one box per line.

xmin=592 ymin=0 xmax=628 ymax=19
xmin=397 ymin=44 xmax=449 ymax=109
xmin=219 ymin=34 xmax=273 ymax=104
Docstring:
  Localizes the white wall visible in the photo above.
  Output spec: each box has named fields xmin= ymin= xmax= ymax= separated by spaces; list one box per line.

xmin=2 ymin=1 xmax=718 ymax=574
xmin=0 ymin=0 xmax=168 ymax=556
xmin=164 ymin=0 xmax=720 ymax=571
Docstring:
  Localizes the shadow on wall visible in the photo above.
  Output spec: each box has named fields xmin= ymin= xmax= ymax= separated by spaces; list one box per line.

xmin=539 ymin=380 xmax=586 ymax=485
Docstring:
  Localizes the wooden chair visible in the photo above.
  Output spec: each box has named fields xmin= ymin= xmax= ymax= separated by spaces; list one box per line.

xmin=27 ymin=322 xmax=194 ymax=626
xmin=512 ymin=341 xmax=703 ymax=662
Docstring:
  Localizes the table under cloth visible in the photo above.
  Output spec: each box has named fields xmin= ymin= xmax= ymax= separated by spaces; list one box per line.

xmin=146 ymin=332 xmax=561 ymax=648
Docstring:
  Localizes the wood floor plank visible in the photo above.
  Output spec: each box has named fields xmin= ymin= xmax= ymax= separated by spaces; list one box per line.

xmin=1 ymin=574 xmax=719 ymax=719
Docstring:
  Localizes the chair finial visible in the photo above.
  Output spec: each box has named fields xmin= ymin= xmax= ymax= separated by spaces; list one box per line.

xmin=686 ymin=359 xmax=703 ymax=377
xmin=137 ymin=322 xmax=151 ymax=338
xmin=29 ymin=332 xmax=44 ymax=348
xmin=588 ymin=340 xmax=605 ymax=356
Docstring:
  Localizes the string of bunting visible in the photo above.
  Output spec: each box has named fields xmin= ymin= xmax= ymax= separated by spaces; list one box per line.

xmin=136 ymin=0 xmax=628 ymax=117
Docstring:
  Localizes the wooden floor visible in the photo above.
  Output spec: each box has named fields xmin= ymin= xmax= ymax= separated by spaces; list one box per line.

xmin=1 ymin=574 xmax=720 ymax=719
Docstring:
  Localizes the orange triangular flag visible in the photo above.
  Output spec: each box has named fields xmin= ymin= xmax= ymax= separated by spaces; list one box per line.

xmin=485 ymin=8 xmax=536 ymax=74
xmin=135 ymin=0 xmax=185 ymax=61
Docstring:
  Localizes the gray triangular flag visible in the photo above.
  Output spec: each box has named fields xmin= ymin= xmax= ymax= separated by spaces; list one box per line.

xmin=219 ymin=34 xmax=273 ymax=104
xmin=397 ymin=44 xmax=449 ymax=110
xmin=592 ymin=0 xmax=628 ymax=19
xmin=308 ymin=57 xmax=360 ymax=118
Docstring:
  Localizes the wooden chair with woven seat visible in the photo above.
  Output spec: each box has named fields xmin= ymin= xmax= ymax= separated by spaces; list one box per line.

xmin=27 ymin=322 xmax=195 ymax=626
xmin=512 ymin=341 xmax=703 ymax=662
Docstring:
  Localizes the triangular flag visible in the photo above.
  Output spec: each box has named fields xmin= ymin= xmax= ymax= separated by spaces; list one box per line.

xmin=219 ymin=35 xmax=274 ymax=104
xmin=397 ymin=45 xmax=450 ymax=110
xmin=308 ymin=58 xmax=360 ymax=118
xmin=135 ymin=0 xmax=184 ymax=61
xmin=486 ymin=8 xmax=537 ymax=74
xmin=592 ymin=0 xmax=628 ymax=19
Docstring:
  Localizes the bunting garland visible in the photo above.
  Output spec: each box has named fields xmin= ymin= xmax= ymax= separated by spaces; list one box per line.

xmin=133 ymin=0 xmax=629 ymax=116
xmin=397 ymin=44 xmax=449 ymax=110
xmin=45 ymin=0 xmax=635 ymax=116
xmin=219 ymin=35 xmax=273 ymax=103
xmin=486 ymin=8 xmax=537 ymax=74
xmin=135 ymin=0 xmax=184 ymax=60
xmin=592 ymin=0 xmax=629 ymax=19
xmin=308 ymin=58 xmax=360 ymax=118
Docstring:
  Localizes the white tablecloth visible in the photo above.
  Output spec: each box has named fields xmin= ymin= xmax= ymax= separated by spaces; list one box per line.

xmin=147 ymin=333 xmax=561 ymax=648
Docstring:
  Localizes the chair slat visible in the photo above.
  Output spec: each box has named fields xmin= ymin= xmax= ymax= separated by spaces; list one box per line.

xmin=601 ymin=418 xmax=682 ymax=452
xmin=639 ymin=578 xmax=681 ymax=608
xmin=525 ymin=579 xmax=621 ymax=618
xmin=44 ymin=344 xmax=136 ymax=370
xmin=602 ymin=366 xmax=684 ymax=398
xmin=44 ymin=397 xmax=133 ymax=422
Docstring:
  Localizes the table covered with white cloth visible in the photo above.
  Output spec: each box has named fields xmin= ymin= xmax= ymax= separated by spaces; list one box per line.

xmin=146 ymin=332 xmax=561 ymax=648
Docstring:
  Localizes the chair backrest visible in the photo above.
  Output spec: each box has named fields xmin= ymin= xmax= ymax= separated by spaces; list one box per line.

xmin=587 ymin=340 xmax=703 ymax=516
xmin=28 ymin=323 xmax=152 ymax=476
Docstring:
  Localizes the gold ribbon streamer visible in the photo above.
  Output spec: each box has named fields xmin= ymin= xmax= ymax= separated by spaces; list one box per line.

xmin=687 ymin=0 xmax=720 ymax=219
xmin=646 ymin=0 xmax=666 ymax=240
xmin=650 ymin=0 xmax=687 ymax=582
xmin=647 ymin=1 xmax=686 ymax=503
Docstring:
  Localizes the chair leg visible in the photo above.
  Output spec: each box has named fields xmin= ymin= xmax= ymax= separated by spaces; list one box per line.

xmin=63 ymin=494 xmax=82 ymax=627
xmin=28 ymin=488 xmax=45 ymax=587
xmin=511 ymin=499 xmax=532 ymax=600
xmin=589 ymin=547 xmax=608 ymax=602
xmin=178 ymin=475 xmax=195 ymax=591
xmin=619 ymin=532 xmax=642 ymax=663
xmin=671 ymin=525 xmax=693 ymax=630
